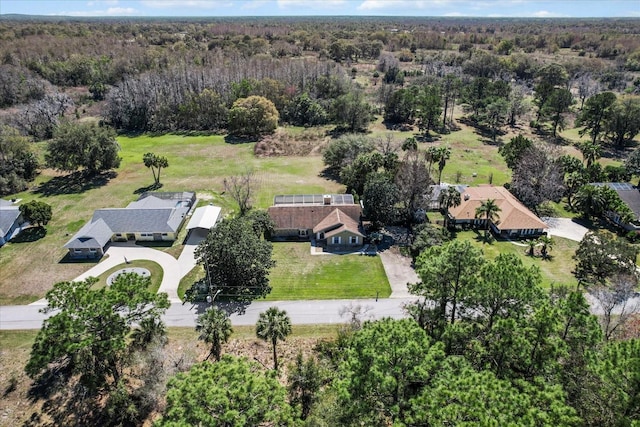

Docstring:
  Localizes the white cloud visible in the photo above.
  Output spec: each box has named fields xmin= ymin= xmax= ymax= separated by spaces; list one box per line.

xmin=57 ymin=7 xmax=137 ymax=16
xmin=531 ymin=9 xmax=563 ymax=17
xmin=140 ymin=1 xmax=232 ymax=9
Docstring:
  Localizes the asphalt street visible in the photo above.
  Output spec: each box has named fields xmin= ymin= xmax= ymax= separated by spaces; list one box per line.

xmin=0 ymin=297 xmax=417 ymax=330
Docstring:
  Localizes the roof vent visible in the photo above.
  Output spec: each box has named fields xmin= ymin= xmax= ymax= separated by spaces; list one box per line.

xmin=323 ymin=194 xmax=332 ymax=205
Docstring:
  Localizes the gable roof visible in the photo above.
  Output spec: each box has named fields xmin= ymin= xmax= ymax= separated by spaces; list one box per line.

xmin=313 ymin=208 xmax=364 ymax=237
xmin=268 ymin=204 xmax=362 ymax=230
xmin=0 ymin=206 xmax=20 ymax=238
xmin=64 ymin=218 xmax=113 ymax=249
xmin=448 ymin=186 xmax=547 ymax=231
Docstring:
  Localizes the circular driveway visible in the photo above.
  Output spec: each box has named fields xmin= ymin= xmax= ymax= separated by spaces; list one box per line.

xmin=542 ymin=217 xmax=588 ymax=242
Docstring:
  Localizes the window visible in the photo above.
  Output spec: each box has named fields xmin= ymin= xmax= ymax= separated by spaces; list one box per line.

xmin=89 ymin=248 xmax=96 ymax=253
xmin=349 ymin=236 xmax=358 ymax=244
xmin=73 ymin=248 xmax=82 ymax=253
xmin=332 ymin=236 xmax=341 ymax=245
xmin=299 ymin=229 xmax=308 ymax=237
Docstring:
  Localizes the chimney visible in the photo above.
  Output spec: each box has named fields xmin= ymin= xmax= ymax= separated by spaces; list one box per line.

xmin=464 ymin=193 xmax=470 ymax=201
xmin=323 ymin=194 xmax=332 ymax=205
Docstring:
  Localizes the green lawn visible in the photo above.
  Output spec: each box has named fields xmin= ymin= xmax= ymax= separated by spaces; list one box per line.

xmin=90 ymin=260 xmax=164 ymax=293
xmin=178 ymin=243 xmax=391 ymax=301
xmin=0 ymin=131 xmax=344 ymax=303
xmin=455 ymin=231 xmax=579 ymax=288
xmin=267 ymin=242 xmax=391 ymax=300
xmin=178 ymin=265 xmax=204 ymax=300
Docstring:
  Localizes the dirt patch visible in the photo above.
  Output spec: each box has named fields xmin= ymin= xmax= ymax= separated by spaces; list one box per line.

xmin=254 ymin=128 xmax=328 ymax=157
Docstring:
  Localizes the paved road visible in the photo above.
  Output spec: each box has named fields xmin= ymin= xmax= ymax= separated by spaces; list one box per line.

xmin=1 ymin=298 xmax=416 ymax=330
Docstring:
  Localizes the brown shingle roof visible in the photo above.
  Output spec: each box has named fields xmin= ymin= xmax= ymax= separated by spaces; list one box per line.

xmin=448 ymin=186 xmax=547 ymax=231
xmin=268 ymin=204 xmax=362 ymax=231
xmin=313 ymin=208 xmax=364 ymax=237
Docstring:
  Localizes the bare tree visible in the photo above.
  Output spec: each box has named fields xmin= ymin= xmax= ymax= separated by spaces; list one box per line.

xmin=591 ymin=274 xmax=640 ymax=341
xmin=395 ymin=149 xmax=433 ymax=226
xmin=224 ymin=170 xmax=258 ymax=216
xmin=510 ymin=144 xmax=565 ymax=213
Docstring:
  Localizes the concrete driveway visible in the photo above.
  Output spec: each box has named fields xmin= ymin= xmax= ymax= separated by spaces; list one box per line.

xmin=378 ymin=248 xmax=419 ymax=298
xmin=30 ymin=236 xmax=206 ymax=306
xmin=542 ymin=217 xmax=589 ymax=242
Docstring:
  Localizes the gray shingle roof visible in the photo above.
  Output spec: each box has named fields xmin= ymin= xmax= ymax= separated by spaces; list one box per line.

xmin=0 ymin=206 xmax=20 ymax=237
xmin=593 ymin=183 xmax=640 ymax=220
xmin=92 ymin=207 xmax=188 ymax=233
xmin=64 ymin=192 xmax=193 ymax=251
xmin=64 ymin=218 xmax=113 ymax=249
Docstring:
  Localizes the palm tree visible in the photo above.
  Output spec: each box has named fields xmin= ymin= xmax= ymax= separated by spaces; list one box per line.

xmin=196 ymin=307 xmax=233 ymax=361
xmin=256 ymin=307 xmax=292 ymax=371
xmin=433 ymin=146 xmax=451 ymax=185
xmin=538 ymin=235 xmax=555 ymax=259
xmin=130 ymin=317 xmax=167 ymax=350
xmin=577 ymin=141 xmax=602 ymax=168
xmin=526 ymin=239 xmax=537 ymax=257
xmin=574 ymin=184 xmax=607 ymax=220
xmin=439 ymin=186 xmax=461 ymax=228
xmin=475 ymin=199 xmax=501 ymax=239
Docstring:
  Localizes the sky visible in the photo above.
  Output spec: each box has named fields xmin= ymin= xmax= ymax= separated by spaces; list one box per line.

xmin=1 ymin=0 xmax=638 ymax=18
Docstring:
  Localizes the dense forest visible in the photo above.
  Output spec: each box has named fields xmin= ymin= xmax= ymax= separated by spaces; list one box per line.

xmin=1 ymin=15 xmax=640 ymax=426
xmin=1 ymin=16 xmax=639 ymax=194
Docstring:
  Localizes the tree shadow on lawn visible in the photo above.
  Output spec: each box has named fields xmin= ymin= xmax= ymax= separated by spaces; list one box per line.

xmin=34 ymin=171 xmax=117 ymax=197
xmin=134 ymin=182 xmax=163 ymax=195
xmin=58 ymin=252 xmax=103 ymax=264
xmin=224 ymin=135 xmax=259 ymax=144
xmin=318 ymin=167 xmax=341 ymax=183
xmin=10 ymin=226 xmax=46 ymax=243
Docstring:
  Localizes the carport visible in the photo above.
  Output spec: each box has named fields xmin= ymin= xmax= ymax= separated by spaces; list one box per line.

xmin=186 ymin=205 xmax=221 ymax=236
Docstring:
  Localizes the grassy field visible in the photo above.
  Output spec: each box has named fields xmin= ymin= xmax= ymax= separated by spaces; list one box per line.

xmin=0 ymin=132 xmax=344 ymax=304
xmin=455 ymin=231 xmax=579 ymax=288
xmin=178 ymin=242 xmax=391 ymax=301
xmin=267 ymin=242 xmax=390 ymax=300
xmin=3 ymin=111 xmax=630 ymax=304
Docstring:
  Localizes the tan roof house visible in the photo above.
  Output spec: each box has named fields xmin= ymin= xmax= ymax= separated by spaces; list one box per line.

xmin=447 ymin=186 xmax=547 ymax=238
xmin=267 ymin=194 xmax=364 ymax=248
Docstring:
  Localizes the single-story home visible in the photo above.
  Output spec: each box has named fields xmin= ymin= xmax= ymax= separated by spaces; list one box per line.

xmin=267 ymin=194 xmax=364 ymax=249
xmin=0 ymin=199 xmax=24 ymax=246
xmin=64 ymin=192 xmax=195 ymax=259
xmin=446 ymin=185 xmax=547 ymax=238
xmin=593 ymin=182 xmax=640 ymax=232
